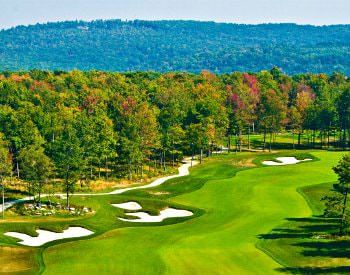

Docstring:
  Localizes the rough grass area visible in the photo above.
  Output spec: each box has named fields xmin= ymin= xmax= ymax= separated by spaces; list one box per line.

xmin=0 ymin=246 xmax=39 ymax=274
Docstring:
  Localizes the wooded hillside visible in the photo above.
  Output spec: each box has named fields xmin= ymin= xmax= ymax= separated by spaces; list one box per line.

xmin=1 ymin=20 xmax=350 ymax=74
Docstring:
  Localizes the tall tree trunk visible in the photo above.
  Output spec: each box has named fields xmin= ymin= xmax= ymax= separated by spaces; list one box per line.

xmin=340 ymin=183 xmax=349 ymax=235
xmin=228 ymin=134 xmax=231 ymax=153
xmin=263 ymin=129 xmax=267 ymax=151
xmin=105 ymin=156 xmax=108 ymax=180
xmin=16 ymin=161 xmax=20 ymax=178
xmin=128 ymin=158 xmax=132 ymax=180
xmin=38 ymin=182 xmax=42 ymax=204
xmin=269 ymin=131 xmax=272 ymax=152
xmin=172 ymin=150 xmax=175 ymax=168
xmin=239 ymin=129 xmax=242 ymax=152
xmin=235 ymin=133 xmax=238 ymax=153
xmin=334 ymin=128 xmax=337 ymax=147
xmin=160 ymin=152 xmax=163 ymax=170
xmin=248 ymin=126 xmax=251 ymax=150
xmin=163 ymin=150 xmax=166 ymax=171
xmin=172 ymin=138 xmax=175 ymax=168
xmin=149 ymin=155 xmax=151 ymax=173
xmin=1 ymin=176 xmax=4 ymax=220
xmin=313 ymin=129 xmax=316 ymax=148
xmin=327 ymin=127 xmax=330 ymax=148
xmin=65 ymin=165 xmax=70 ymax=209
xmin=298 ymin=131 xmax=301 ymax=146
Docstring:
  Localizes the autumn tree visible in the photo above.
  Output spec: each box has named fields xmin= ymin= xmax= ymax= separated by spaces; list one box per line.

xmin=257 ymin=89 xmax=287 ymax=151
xmin=226 ymin=73 xmax=260 ymax=151
xmin=294 ymin=85 xmax=315 ymax=146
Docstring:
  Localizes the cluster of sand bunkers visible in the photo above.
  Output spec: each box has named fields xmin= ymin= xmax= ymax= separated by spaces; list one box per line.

xmin=3 ymin=156 xmax=311 ymax=247
xmin=4 ymin=202 xmax=193 ymax=247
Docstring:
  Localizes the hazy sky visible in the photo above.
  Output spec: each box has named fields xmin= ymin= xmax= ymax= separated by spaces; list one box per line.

xmin=1 ymin=0 xmax=349 ymax=30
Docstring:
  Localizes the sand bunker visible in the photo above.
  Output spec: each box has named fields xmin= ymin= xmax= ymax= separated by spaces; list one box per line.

xmin=262 ymin=157 xmax=312 ymax=166
xmin=111 ymin=201 xmax=142 ymax=210
xmin=4 ymin=227 xmax=94 ymax=247
xmin=119 ymin=208 xmax=193 ymax=223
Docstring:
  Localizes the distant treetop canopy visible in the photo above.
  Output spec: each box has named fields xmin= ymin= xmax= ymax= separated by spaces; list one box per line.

xmin=0 ymin=20 xmax=349 ymax=75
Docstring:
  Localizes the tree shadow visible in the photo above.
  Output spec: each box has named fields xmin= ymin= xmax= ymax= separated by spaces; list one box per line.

xmin=285 ymin=217 xmax=338 ymax=224
xmin=258 ymin=217 xmax=334 ymax=240
xmin=258 ymin=216 xmax=350 ymax=274
xmin=277 ymin=266 xmax=350 ymax=274
xmin=294 ymin=240 xmax=350 ymax=258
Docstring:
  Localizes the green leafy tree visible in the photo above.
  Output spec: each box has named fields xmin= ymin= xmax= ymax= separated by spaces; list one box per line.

xmin=322 ymin=154 xmax=350 ymax=235
xmin=333 ymin=154 xmax=350 ymax=235
xmin=336 ymin=87 xmax=350 ymax=150
xmin=287 ymin=106 xmax=302 ymax=149
xmin=0 ymin=133 xmax=12 ymax=218
xmin=50 ymin=123 xmax=85 ymax=208
xmin=18 ymin=144 xmax=54 ymax=203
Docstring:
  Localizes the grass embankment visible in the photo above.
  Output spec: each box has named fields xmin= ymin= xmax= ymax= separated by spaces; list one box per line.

xmin=0 ymin=150 xmax=346 ymax=274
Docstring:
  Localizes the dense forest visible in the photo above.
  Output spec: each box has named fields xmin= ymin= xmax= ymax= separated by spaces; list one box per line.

xmin=0 ymin=68 xmax=349 ymax=202
xmin=1 ymin=20 xmax=350 ymax=74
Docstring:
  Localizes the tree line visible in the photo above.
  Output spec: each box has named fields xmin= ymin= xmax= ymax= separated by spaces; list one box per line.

xmin=0 ymin=68 xmax=349 ymax=206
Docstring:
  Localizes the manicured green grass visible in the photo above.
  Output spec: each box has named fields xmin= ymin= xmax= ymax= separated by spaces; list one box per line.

xmin=0 ymin=150 xmax=347 ymax=274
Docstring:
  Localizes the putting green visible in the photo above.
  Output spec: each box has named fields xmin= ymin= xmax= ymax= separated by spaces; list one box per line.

xmin=36 ymin=151 xmax=342 ymax=275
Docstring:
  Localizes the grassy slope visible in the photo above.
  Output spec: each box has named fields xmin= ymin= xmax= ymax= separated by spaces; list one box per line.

xmin=40 ymin=151 xmax=343 ymax=275
xmin=258 ymin=152 xmax=350 ymax=274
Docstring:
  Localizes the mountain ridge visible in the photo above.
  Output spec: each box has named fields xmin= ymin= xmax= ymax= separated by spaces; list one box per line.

xmin=1 ymin=19 xmax=349 ymax=74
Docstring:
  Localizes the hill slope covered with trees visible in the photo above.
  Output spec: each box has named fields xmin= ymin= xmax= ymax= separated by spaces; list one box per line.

xmin=0 ymin=20 xmax=350 ymax=74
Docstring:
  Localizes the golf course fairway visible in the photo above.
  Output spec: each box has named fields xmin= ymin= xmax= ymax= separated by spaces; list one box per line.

xmin=26 ymin=150 xmax=343 ymax=275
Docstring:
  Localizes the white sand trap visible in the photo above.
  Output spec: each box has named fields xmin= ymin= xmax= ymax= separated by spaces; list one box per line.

xmin=262 ymin=157 xmax=312 ymax=166
xmin=4 ymin=227 xmax=94 ymax=247
xmin=119 ymin=208 xmax=193 ymax=223
xmin=111 ymin=201 xmax=142 ymax=210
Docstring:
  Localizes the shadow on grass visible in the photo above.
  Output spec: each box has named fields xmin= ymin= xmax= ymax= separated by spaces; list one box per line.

xmin=258 ymin=216 xmax=350 ymax=274
xmin=294 ymin=240 xmax=350 ymax=258
xmin=285 ymin=217 xmax=339 ymax=224
xmin=277 ymin=266 xmax=350 ymax=274
xmin=258 ymin=217 xmax=334 ymax=240
xmin=250 ymin=140 xmax=311 ymax=150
